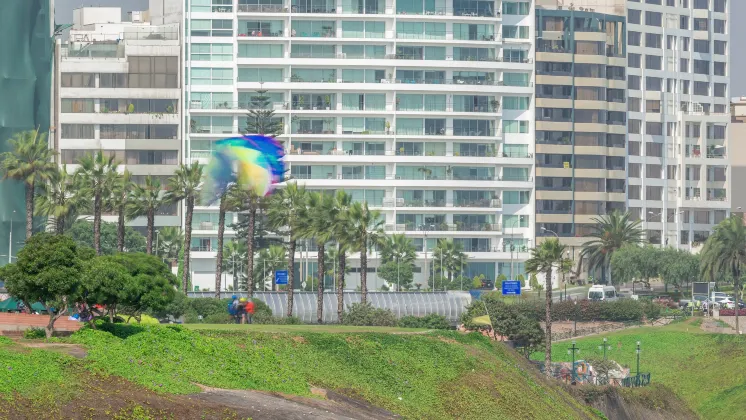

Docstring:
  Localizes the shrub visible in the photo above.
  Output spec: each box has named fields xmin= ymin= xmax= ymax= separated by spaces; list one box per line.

xmin=398 ymin=314 xmax=450 ymax=329
xmin=23 ymin=327 xmax=46 ymax=339
xmin=204 ymin=313 xmax=233 ymax=324
xmin=719 ymin=309 xmax=746 ymax=316
xmin=252 ymin=313 xmax=302 ymax=324
xmin=342 ymin=302 xmax=397 ymax=327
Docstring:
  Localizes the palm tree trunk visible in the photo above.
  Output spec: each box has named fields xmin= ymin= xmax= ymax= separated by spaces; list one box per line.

xmin=246 ymin=205 xmax=256 ymax=297
xmin=544 ymin=268 xmax=553 ymax=377
xmin=735 ymin=264 xmax=740 ymax=334
xmin=316 ymin=242 xmax=325 ymax=324
xmin=184 ymin=197 xmax=194 ymax=296
xmin=361 ymin=240 xmax=368 ymax=304
xmin=287 ymin=238 xmax=296 ymax=317
xmin=25 ymin=182 xmax=34 ymax=239
xmin=146 ymin=209 xmax=154 ymax=255
xmin=55 ymin=216 xmax=65 ymax=235
xmin=337 ymin=246 xmax=345 ymax=322
xmin=215 ymin=200 xmax=226 ymax=295
xmin=117 ymin=202 xmax=125 ymax=252
xmin=94 ymin=191 xmax=102 ymax=255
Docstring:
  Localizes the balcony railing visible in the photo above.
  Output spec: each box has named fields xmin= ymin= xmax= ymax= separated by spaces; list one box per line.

xmin=291 ymin=5 xmax=337 ymax=13
xmin=238 ymin=30 xmax=284 ymax=37
xmin=238 ymin=4 xmax=285 ymax=12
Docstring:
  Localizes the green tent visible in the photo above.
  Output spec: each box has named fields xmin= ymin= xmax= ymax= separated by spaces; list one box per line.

xmin=0 ymin=298 xmax=47 ymax=312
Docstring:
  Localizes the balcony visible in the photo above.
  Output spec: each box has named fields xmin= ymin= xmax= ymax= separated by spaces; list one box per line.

xmin=454 ymin=199 xmax=500 ymax=208
xmin=237 ymin=4 xmax=286 ymax=13
xmin=291 ymin=5 xmax=337 ymax=13
xmin=707 ymin=189 xmax=728 ymax=201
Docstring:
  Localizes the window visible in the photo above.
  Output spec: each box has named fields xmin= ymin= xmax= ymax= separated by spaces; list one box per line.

xmin=713 ymin=61 xmax=725 ymax=76
xmin=125 ymin=150 xmax=179 ymax=165
xmin=693 ymin=18 xmax=708 ymax=31
xmin=714 ymin=0 xmax=726 ymax=13
xmin=646 ymin=142 xmax=663 ymax=157
xmin=681 ymin=80 xmax=690 ymax=94
xmin=714 ymin=19 xmax=725 ymax=34
xmin=502 ymin=25 xmax=529 ymax=39
xmin=629 ymin=9 xmax=641 ymax=24
xmin=646 ymin=122 xmax=663 ymax=136
xmin=237 ymin=67 xmax=283 ymax=82
xmin=694 ymin=81 xmax=709 ymax=96
xmin=646 ymin=77 xmax=662 ymax=91
xmin=503 ymin=191 xmax=530 ymax=205
xmin=628 ymin=53 xmax=641 ymax=68
xmin=645 ymin=11 xmax=662 ymax=26
xmin=628 ymin=75 xmax=641 ymax=90
xmin=628 ymin=97 xmax=641 ymax=112
xmin=714 ymin=40 xmax=726 ymax=55
xmin=502 ymin=96 xmax=529 ymax=110
xmin=693 ymin=0 xmax=708 ymax=8
xmin=693 ymin=40 xmax=709 ymax=54
xmin=680 ymin=16 xmax=689 ymax=30
xmin=190 ymin=68 xmax=233 ymax=85
xmin=629 ymin=141 xmax=641 ymax=156
xmin=61 ymin=124 xmax=94 ymax=139
xmin=128 ymin=56 xmax=178 ymax=88
xmin=646 ymin=186 xmax=663 ymax=201
xmin=629 ymin=163 xmax=641 ymax=178
xmin=628 ymin=31 xmax=641 ymax=46
xmin=191 ymin=19 xmax=233 ymax=36
xmin=629 ymin=119 xmax=642 ymax=134
xmin=502 ymin=1 xmax=529 ymax=15
xmin=503 ymin=120 xmax=528 ymax=134
xmin=61 ymin=99 xmax=94 ymax=113
xmin=100 ymin=124 xmax=179 ymax=139
xmin=680 ymin=58 xmax=689 ymax=72
xmin=645 ymin=33 xmax=661 ymax=48
xmin=61 ymin=73 xmax=94 ymax=87
xmin=681 ymin=37 xmax=690 ymax=51
xmin=99 ymin=73 xmax=128 ymax=88
xmin=693 ymin=60 xmax=709 ymax=75
xmin=645 ymin=55 xmax=662 ymax=70
xmin=238 ymin=43 xmax=283 ymax=58
xmin=714 ymin=83 xmax=727 ymax=97
xmin=190 ymin=43 xmax=232 ymax=61
xmin=646 ymin=100 xmax=661 ymax=113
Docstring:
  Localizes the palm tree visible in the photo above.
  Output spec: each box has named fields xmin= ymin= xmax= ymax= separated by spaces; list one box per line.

xmin=165 ymin=162 xmax=203 ymax=294
xmin=433 ymin=239 xmax=468 ymax=288
xmin=297 ymin=191 xmax=337 ymax=323
xmin=109 ymin=170 xmax=133 ymax=252
xmin=226 ymin=188 xmax=265 ymax=297
xmin=267 ymin=182 xmax=307 ymax=316
xmin=126 ymin=176 xmax=164 ymax=255
xmin=34 ymin=165 xmax=88 ymax=234
xmin=75 ymin=150 xmax=119 ymax=254
xmin=156 ymin=226 xmax=183 ymax=264
xmin=222 ymin=239 xmax=248 ymax=292
xmin=526 ymin=238 xmax=571 ymax=377
xmin=254 ymin=245 xmax=288 ymax=291
xmin=346 ymin=201 xmax=384 ymax=304
xmin=700 ymin=215 xmax=746 ymax=334
xmin=332 ymin=191 xmax=353 ymax=321
xmin=580 ymin=211 xmax=644 ymax=284
xmin=378 ymin=233 xmax=416 ymax=266
xmin=0 ymin=129 xmax=57 ymax=238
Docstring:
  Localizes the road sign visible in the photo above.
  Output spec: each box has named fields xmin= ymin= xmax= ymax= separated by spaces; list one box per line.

xmin=502 ymin=280 xmax=521 ymax=296
xmin=275 ymin=270 xmax=288 ymax=285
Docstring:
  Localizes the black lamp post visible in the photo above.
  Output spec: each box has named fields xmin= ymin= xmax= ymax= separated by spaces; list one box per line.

xmin=636 ymin=341 xmax=641 ymax=377
xmin=598 ymin=337 xmax=610 ymax=360
xmin=573 ymin=300 xmax=578 ymax=336
xmin=567 ymin=340 xmax=580 ymax=382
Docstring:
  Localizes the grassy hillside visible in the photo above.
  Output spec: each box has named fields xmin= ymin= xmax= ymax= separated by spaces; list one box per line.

xmin=0 ymin=325 xmax=602 ymax=420
xmin=538 ymin=319 xmax=746 ymax=419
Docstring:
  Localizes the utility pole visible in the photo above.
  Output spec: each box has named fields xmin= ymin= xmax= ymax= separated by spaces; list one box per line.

xmin=568 ymin=340 xmax=580 ymax=382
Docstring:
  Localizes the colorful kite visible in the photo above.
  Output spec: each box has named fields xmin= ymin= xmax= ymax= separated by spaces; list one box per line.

xmin=202 ymin=135 xmax=285 ymax=204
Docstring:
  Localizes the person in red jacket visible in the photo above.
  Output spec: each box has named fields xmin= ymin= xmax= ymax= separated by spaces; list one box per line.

xmin=245 ymin=300 xmax=255 ymax=324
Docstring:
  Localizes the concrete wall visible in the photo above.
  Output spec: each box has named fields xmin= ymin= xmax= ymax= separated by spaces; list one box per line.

xmin=730 ymin=103 xmax=746 ymax=211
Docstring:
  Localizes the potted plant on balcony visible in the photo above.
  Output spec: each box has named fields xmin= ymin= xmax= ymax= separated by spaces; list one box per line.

xmin=127 ymin=103 xmax=135 ymax=114
xmin=189 ymin=119 xmax=198 ymax=133
xmin=385 ymin=121 xmax=391 ymax=134
xmin=490 ymin=99 xmax=500 ymax=111
xmin=438 ymin=222 xmax=449 ymax=231
xmin=324 ymin=95 xmax=331 ymax=110
xmin=298 ymin=96 xmax=305 ymax=110
xmin=322 ymin=25 xmax=333 ymax=37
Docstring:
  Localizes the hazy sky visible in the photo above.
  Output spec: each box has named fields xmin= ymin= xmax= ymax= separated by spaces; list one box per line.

xmin=55 ymin=0 xmax=745 ymax=95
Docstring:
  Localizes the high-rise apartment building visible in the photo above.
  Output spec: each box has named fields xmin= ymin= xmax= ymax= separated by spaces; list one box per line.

xmin=184 ymin=0 xmax=536 ymax=290
xmin=55 ymin=7 xmax=183 ymax=236
xmin=534 ymin=2 xmax=627 ymax=281
xmin=625 ymin=0 xmax=730 ymax=251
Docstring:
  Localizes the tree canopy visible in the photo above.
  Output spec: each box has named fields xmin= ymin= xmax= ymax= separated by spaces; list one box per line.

xmin=67 ymin=219 xmax=146 ymax=255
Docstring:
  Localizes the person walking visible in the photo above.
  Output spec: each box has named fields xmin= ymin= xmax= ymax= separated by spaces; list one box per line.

xmin=238 ymin=298 xmax=248 ymax=324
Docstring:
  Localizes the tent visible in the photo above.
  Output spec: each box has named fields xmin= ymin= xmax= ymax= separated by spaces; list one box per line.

xmin=0 ymin=298 xmax=47 ymax=313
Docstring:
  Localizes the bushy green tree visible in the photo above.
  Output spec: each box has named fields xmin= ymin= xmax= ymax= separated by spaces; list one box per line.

xmin=82 ymin=256 xmax=133 ymax=322
xmin=610 ymin=245 xmax=661 ymax=287
xmin=376 ymin=261 xmax=413 ymax=291
xmin=107 ymin=253 xmax=178 ymax=322
xmin=0 ymin=234 xmax=91 ymax=337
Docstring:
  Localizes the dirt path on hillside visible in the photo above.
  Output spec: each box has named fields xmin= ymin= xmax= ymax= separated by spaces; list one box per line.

xmin=16 ymin=341 xmax=88 ymax=358
xmin=192 ymin=385 xmax=400 ymax=420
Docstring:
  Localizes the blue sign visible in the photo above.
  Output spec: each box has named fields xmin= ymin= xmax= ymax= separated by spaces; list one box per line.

xmin=502 ymin=280 xmax=522 ymax=296
xmin=275 ymin=270 xmax=289 ymax=285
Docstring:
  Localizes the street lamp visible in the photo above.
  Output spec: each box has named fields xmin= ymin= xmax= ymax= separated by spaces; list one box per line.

xmin=567 ymin=340 xmax=580 ymax=382
xmin=598 ymin=337 xmax=610 ymax=361
xmin=573 ymin=300 xmax=578 ymax=337
xmin=155 ymin=230 xmax=161 ymax=256
xmin=636 ymin=341 xmax=641 ymax=377
xmin=8 ymin=210 xmax=16 ymax=264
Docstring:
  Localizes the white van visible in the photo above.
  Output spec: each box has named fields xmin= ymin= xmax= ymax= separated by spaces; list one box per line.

xmin=588 ymin=285 xmax=618 ymax=301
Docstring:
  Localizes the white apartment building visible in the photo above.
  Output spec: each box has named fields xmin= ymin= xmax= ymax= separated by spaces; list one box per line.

xmin=182 ymin=0 xmax=536 ymax=291
xmin=625 ymin=0 xmax=730 ymax=250
xmin=55 ymin=7 xmax=183 ymax=233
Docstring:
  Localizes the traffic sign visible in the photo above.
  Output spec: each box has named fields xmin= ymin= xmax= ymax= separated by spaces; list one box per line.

xmin=502 ymin=280 xmax=521 ymax=296
xmin=275 ymin=270 xmax=288 ymax=285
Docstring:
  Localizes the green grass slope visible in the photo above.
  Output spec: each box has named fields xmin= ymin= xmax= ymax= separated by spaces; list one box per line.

xmin=537 ymin=320 xmax=746 ymax=419
xmin=27 ymin=324 xmax=600 ymax=420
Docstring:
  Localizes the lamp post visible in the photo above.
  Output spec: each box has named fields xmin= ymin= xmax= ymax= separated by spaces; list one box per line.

xmin=599 ymin=337 xmax=610 ymax=361
xmin=8 ymin=210 xmax=15 ymax=264
xmin=636 ymin=341 xmax=641 ymax=377
xmin=567 ymin=340 xmax=580 ymax=382
xmin=155 ymin=230 xmax=161 ymax=256
xmin=573 ymin=300 xmax=578 ymax=336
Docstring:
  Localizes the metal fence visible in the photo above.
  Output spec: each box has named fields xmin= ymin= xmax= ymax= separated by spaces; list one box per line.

xmin=187 ymin=291 xmax=472 ymax=324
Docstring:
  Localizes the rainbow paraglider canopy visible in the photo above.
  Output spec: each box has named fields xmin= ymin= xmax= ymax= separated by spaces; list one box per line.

xmin=202 ymin=135 xmax=285 ymax=204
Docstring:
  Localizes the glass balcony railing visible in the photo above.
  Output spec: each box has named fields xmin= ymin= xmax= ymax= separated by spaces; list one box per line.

xmin=238 ymin=4 xmax=285 ymax=13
